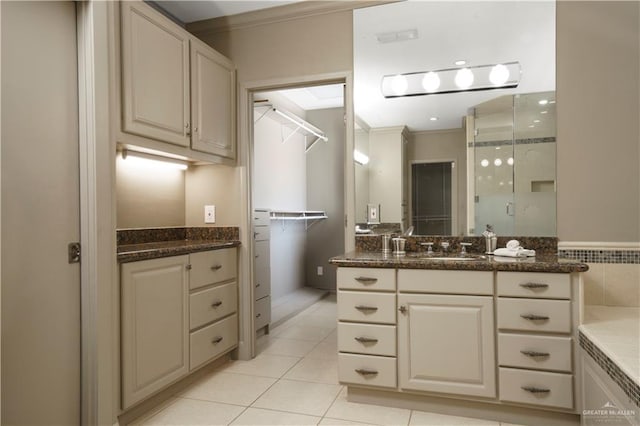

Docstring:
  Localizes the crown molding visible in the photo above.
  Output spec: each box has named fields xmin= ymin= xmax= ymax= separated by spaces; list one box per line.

xmin=187 ymin=1 xmax=397 ymax=36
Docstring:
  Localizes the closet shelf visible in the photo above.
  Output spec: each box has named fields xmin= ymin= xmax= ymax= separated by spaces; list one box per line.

xmin=254 ymin=102 xmax=328 ymax=153
xmin=270 ymin=210 xmax=328 ymax=230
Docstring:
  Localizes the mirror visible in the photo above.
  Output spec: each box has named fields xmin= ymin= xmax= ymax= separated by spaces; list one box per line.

xmin=354 ymin=1 xmax=556 ymax=236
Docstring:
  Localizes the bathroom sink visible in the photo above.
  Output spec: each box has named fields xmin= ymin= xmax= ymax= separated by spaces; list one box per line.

xmin=407 ymin=253 xmax=488 ymax=261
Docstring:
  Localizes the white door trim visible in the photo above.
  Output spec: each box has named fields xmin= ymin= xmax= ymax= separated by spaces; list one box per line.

xmin=238 ymin=71 xmax=354 ymax=359
xmin=77 ymin=2 xmax=117 ymax=425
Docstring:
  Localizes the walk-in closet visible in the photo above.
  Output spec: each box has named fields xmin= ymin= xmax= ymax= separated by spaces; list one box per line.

xmin=251 ymin=84 xmax=345 ymax=333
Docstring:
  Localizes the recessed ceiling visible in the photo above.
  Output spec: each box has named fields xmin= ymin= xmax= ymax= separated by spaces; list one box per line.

xmin=155 ymin=0 xmax=303 ymax=24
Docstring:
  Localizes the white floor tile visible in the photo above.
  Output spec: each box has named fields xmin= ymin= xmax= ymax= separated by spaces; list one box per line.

xmin=325 ymin=388 xmax=411 ymax=426
xmin=251 ymin=379 xmax=342 ymax=416
xmin=283 ymin=356 xmax=339 ymax=384
xmin=135 ymin=397 xmax=245 ymax=425
xmin=230 ymin=407 xmax=320 ymax=425
xmin=319 ymin=418 xmax=374 ymax=425
xmin=272 ymin=324 xmax=334 ymax=342
xmin=180 ymin=371 xmax=276 ymax=406
xmin=258 ymin=336 xmax=318 ymax=357
xmin=218 ymin=353 xmax=301 ymax=378
xmin=410 ymin=411 xmax=500 ymax=425
xmin=306 ymin=336 xmax=338 ymax=360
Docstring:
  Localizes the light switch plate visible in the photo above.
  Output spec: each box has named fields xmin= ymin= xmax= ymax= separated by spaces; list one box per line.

xmin=204 ymin=205 xmax=216 ymax=223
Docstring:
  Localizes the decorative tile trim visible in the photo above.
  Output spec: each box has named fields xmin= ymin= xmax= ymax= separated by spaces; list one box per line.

xmin=579 ymin=332 xmax=640 ymax=408
xmin=467 ymin=137 xmax=556 ymax=148
xmin=558 ymin=249 xmax=640 ymax=264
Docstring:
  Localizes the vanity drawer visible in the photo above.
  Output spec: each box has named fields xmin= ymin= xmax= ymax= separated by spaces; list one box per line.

xmin=253 ymin=209 xmax=270 ymax=227
xmin=497 ymin=298 xmax=571 ymax=333
xmin=338 ymin=322 xmax=396 ymax=356
xmin=498 ymin=333 xmax=572 ymax=373
xmin=499 ymin=367 xmax=573 ymax=410
xmin=254 ymin=296 xmax=270 ymax=330
xmin=398 ymin=269 xmax=493 ymax=295
xmin=338 ymin=291 xmax=396 ymax=324
xmin=190 ymin=248 xmax=237 ymax=290
xmin=190 ymin=281 xmax=237 ymax=330
xmin=338 ymin=353 xmax=397 ymax=389
xmin=190 ymin=314 xmax=238 ymax=371
xmin=497 ymin=272 xmax=570 ymax=299
xmin=337 ymin=268 xmax=396 ymax=291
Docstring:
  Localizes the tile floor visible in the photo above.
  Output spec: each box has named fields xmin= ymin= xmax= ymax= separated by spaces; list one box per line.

xmin=132 ymin=294 xmax=518 ymax=426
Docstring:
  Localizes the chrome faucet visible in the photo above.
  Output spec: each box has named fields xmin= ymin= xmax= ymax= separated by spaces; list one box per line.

xmin=420 ymin=242 xmax=434 ymax=254
xmin=440 ymin=241 xmax=450 ymax=253
xmin=460 ymin=242 xmax=472 ymax=256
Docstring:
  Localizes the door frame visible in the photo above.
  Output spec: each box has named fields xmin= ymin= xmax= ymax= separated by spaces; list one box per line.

xmin=239 ymin=71 xmax=354 ymax=359
xmin=409 ymin=159 xmax=458 ymax=236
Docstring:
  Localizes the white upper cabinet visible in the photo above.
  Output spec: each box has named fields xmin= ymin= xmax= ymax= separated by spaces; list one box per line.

xmin=121 ymin=1 xmax=190 ymax=147
xmin=190 ymin=37 xmax=236 ymax=158
xmin=119 ymin=2 xmax=236 ymax=161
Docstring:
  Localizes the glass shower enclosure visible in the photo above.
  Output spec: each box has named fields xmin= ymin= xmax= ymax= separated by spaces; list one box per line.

xmin=468 ymin=91 xmax=557 ymax=236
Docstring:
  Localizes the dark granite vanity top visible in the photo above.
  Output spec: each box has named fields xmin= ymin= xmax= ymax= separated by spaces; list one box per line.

xmin=330 ymin=251 xmax=588 ymax=273
xmin=117 ymin=227 xmax=241 ymax=263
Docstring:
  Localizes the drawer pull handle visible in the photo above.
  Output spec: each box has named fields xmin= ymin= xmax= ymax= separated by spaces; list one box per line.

xmin=520 ymin=314 xmax=550 ymax=321
xmin=520 ymin=350 xmax=550 ymax=358
xmin=355 ymin=337 xmax=379 ymax=344
xmin=211 ymin=265 xmax=222 ymax=271
xmin=355 ymin=305 xmax=378 ymax=312
xmin=521 ymin=386 xmax=550 ymax=394
xmin=520 ymin=282 xmax=549 ymax=289
xmin=355 ymin=368 xmax=378 ymax=376
xmin=355 ymin=277 xmax=378 ymax=284
xmin=212 ymin=336 xmax=223 ymax=344
xmin=211 ymin=300 xmax=223 ymax=308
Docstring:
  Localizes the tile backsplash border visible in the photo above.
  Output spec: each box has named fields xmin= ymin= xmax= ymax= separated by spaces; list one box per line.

xmin=558 ymin=242 xmax=640 ymax=264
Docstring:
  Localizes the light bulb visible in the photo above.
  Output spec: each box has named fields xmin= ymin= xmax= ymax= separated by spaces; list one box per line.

xmin=391 ymin=74 xmax=408 ymax=95
xmin=421 ymin=72 xmax=441 ymax=92
xmin=507 ymin=157 xmax=514 ymax=166
xmin=481 ymin=159 xmax=489 ymax=167
xmin=455 ymin=68 xmax=474 ymax=89
xmin=494 ymin=158 xmax=502 ymax=166
xmin=489 ymin=64 xmax=510 ymax=85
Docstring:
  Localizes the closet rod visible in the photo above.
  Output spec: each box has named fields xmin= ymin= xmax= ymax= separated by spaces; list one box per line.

xmin=272 ymin=108 xmax=328 ymax=142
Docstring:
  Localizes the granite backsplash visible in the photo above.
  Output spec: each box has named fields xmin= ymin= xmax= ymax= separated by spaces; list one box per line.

xmin=117 ymin=227 xmax=240 ymax=246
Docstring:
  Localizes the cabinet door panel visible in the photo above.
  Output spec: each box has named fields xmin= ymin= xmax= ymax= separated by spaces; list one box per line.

xmin=190 ymin=37 xmax=236 ymax=159
xmin=121 ymin=256 xmax=189 ymax=408
xmin=121 ymin=2 xmax=190 ymax=146
xmin=398 ymin=293 xmax=495 ymax=398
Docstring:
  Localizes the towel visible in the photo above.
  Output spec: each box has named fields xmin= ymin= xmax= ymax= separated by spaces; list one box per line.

xmin=495 ymin=241 xmax=535 ymax=257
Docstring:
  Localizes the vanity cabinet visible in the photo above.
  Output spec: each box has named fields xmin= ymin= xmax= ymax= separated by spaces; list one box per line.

xmin=397 ymin=270 xmax=496 ymax=398
xmin=337 ymin=267 xmax=397 ymax=389
xmin=121 ymin=248 xmax=238 ymax=409
xmin=496 ymin=272 xmax=576 ymax=410
xmin=120 ymin=1 xmax=235 ymax=160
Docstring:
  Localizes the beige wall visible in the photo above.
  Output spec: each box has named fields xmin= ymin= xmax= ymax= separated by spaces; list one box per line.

xmin=192 ymin=10 xmax=352 ymax=85
xmin=185 ymin=164 xmax=242 ymax=227
xmin=409 ymin=129 xmax=467 ymax=236
xmin=115 ymin=154 xmax=186 ymax=228
xmin=557 ymin=1 xmax=640 ymax=243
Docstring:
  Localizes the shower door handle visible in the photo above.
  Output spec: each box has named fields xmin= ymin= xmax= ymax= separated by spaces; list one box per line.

xmin=506 ymin=202 xmax=515 ymax=216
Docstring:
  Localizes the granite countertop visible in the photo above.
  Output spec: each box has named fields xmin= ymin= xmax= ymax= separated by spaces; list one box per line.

xmin=329 ymin=251 xmax=588 ymax=273
xmin=579 ymin=306 xmax=640 ymax=389
xmin=117 ymin=240 xmax=241 ymax=263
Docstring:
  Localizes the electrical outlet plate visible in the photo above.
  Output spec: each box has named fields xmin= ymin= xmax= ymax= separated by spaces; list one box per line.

xmin=204 ymin=205 xmax=216 ymax=223
xmin=317 ymin=266 xmax=323 ymax=276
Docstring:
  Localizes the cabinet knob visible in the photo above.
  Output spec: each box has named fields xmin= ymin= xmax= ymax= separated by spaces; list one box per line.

xmin=355 ymin=368 xmax=378 ymax=376
xmin=520 ymin=350 xmax=550 ymax=358
xmin=256 ymin=313 xmax=261 ymax=318
xmin=521 ymin=386 xmax=550 ymax=394
xmin=211 ymin=265 xmax=222 ymax=271
xmin=520 ymin=314 xmax=550 ymax=321
xmin=398 ymin=305 xmax=407 ymax=314
xmin=211 ymin=300 xmax=223 ymax=308
xmin=211 ymin=336 xmax=223 ymax=345
xmin=186 ymin=264 xmax=192 ymax=270
xmin=354 ymin=337 xmax=378 ymax=344
xmin=256 ymin=283 xmax=261 ymax=287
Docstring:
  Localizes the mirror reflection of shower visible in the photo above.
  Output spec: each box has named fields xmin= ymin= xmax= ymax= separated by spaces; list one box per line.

xmin=469 ymin=91 xmax=557 ymax=236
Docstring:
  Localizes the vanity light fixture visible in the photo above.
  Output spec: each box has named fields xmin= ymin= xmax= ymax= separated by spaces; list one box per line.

xmin=353 ymin=149 xmax=370 ymax=165
xmin=121 ymin=149 xmax=189 ymax=171
xmin=381 ymin=61 xmax=520 ymax=98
